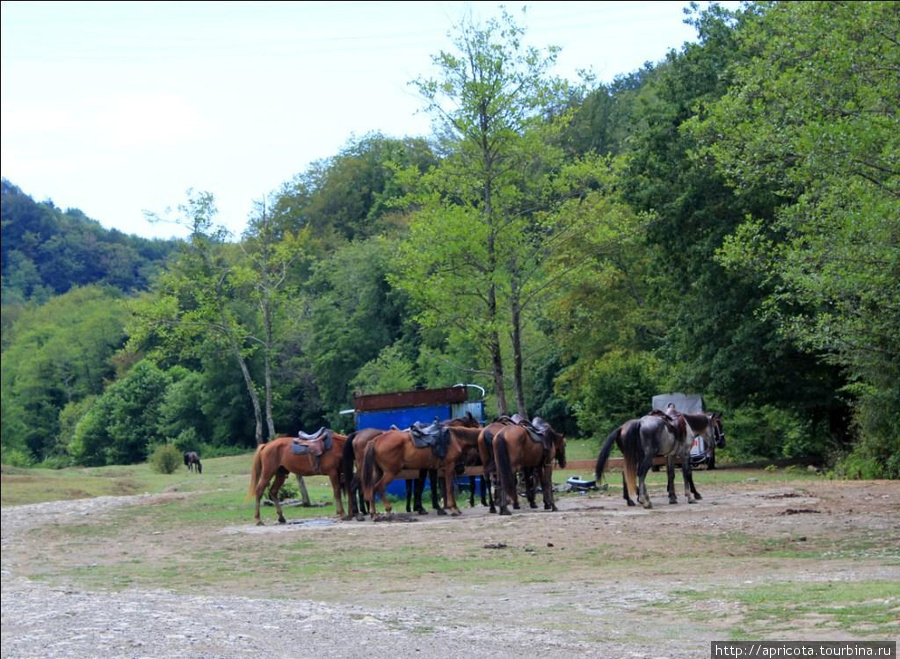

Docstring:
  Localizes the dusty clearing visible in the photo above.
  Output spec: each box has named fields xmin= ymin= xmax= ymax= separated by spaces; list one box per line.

xmin=2 ymin=475 xmax=898 ymax=658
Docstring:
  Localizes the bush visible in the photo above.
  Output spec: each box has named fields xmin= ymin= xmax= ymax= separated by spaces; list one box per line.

xmin=149 ymin=443 xmax=182 ymax=474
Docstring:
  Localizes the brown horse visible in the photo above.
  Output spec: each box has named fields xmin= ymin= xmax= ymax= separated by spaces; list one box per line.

xmin=359 ymin=417 xmax=481 ymax=520
xmin=342 ymin=428 xmax=384 ymax=521
xmin=493 ymin=417 xmax=567 ymax=515
xmin=476 ymin=417 xmax=520 ymax=513
xmin=247 ymin=430 xmax=348 ymax=525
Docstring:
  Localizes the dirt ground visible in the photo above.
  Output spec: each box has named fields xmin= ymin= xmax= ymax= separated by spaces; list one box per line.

xmin=2 ymin=474 xmax=899 ymax=658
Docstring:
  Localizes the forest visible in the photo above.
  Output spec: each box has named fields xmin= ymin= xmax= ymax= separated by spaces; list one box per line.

xmin=1 ymin=1 xmax=897 ymax=478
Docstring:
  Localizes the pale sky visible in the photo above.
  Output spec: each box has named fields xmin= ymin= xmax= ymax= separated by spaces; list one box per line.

xmin=2 ymin=1 xmax=734 ymax=240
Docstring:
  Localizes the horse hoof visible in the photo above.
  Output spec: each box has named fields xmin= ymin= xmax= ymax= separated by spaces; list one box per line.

xmin=530 ymin=503 xmax=538 ymax=509
xmin=417 ymin=509 xmax=428 ymax=515
xmin=500 ymin=509 xmax=511 ymax=516
xmin=355 ymin=514 xmax=365 ymax=522
xmin=626 ymin=500 xmax=636 ymax=507
xmin=669 ymin=498 xmax=678 ymax=505
xmin=688 ymin=499 xmax=697 ymax=504
xmin=694 ymin=494 xmax=703 ymax=501
xmin=255 ymin=520 xmax=264 ymax=526
xmin=451 ymin=509 xmax=462 ymax=517
xmin=437 ymin=508 xmax=447 ymax=516
xmin=278 ymin=517 xmax=287 ymax=524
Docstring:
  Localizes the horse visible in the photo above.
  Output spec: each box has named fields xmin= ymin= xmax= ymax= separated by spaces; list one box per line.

xmin=477 ymin=416 xmax=520 ymax=513
xmin=492 ymin=417 xmax=567 ymax=516
xmin=359 ymin=416 xmax=481 ymax=520
xmin=342 ymin=428 xmax=384 ymax=521
xmin=594 ymin=412 xmax=723 ymax=509
xmin=460 ymin=441 xmax=493 ymax=509
xmin=247 ymin=430 xmax=348 ymax=525
xmin=183 ymin=451 xmax=202 ymax=474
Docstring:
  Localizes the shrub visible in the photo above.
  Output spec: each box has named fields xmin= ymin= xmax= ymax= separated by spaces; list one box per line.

xmin=149 ymin=443 xmax=182 ymax=474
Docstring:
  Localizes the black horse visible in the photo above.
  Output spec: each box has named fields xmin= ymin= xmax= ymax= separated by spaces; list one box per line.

xmin=184 ymin=451 xmax=202 ymax=474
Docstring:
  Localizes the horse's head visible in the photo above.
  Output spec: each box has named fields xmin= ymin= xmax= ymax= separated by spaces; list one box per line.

xmin=710 ymin=412 xmax=725 ymax=449
xmin=533 ymin=417 xmax=567 ymax=468
xmin=555 ymin=431 xmax=567 ymax=469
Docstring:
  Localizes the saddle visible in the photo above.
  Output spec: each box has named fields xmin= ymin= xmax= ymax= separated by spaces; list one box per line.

xmin=291 ymin=428 xmax=333 ymax=460
xmin=409 ymin=420 xmax=450 ymax=458
xmin=649 ymin=410 xmax=687 ymax=443
xmin=527 ymin=417 xmax=556 ymax=459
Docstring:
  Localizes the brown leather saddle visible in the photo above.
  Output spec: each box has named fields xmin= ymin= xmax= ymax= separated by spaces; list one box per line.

xmin=291 ymin=427 xmax=333 ymax=457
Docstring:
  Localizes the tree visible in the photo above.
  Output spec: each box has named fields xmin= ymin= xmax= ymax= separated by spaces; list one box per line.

xmin=0 ymin=285 xmax=129 ymax=463
xmin=130 ymin=191 xmax=268 ymax=445
xmin=70 ymin=359 xmax=170 ymax=465
xmin=691 ymin=0 xmax=900 ymax=474
xmin=396 ymin=7 xmax=574 ymax=416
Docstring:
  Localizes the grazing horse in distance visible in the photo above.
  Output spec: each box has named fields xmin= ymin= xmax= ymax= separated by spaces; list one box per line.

xmin=492 ymin=418 xmax=567 ymax=516
xmin=183 ymin=451 xmax=202 ymax=474
xmin=247 ymin=430 xmax=349 ymax=525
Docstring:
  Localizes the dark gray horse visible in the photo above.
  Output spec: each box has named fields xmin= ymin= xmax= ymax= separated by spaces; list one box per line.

xmin=595 ymin=412 xmax=723 ymax=508
xmin=183 ymin=451 xmax=202 ymax=474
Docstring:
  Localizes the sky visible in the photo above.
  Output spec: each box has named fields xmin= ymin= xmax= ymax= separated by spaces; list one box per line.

xmin=2 ymin=1 xmax=732 ymax=241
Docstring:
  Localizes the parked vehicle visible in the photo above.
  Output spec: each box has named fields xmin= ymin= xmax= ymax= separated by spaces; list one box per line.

xmin=651 ymin=393 xmax=717 ymax=469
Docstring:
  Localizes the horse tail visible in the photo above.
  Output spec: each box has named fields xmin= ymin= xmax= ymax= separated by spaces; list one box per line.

xmin=360 ymin=441 xmax=377 ymax=503
xmin=342 ymin=431 xmax=358 ymax=497
xmin=245 ymin=444 xmax=265 ymax=502
xmin=620 ymin=421 xmax=643 ymax=501
xmin=494 ymin=431 xmax=514 ymax=500
xmin=595 ymin=426 xmax=621 ymax=482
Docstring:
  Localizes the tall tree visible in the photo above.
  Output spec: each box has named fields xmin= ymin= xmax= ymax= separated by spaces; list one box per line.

xmin=130 ymin=191 xmax=267 ymax=445
xmin=396 ymin=7 xmax=573 ymax=415
xmin=691 ymin=0 xmax=900 ymax=474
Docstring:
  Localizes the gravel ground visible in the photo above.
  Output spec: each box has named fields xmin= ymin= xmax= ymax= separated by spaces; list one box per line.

xmin=1 ymin=494 xmax=690 ymax=659
xmin=3 ymin=480 xmax=898 ymax=659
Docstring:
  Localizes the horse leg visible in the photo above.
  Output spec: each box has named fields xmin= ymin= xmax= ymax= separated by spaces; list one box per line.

xmin=524 ymin=468 xmax=538 ymax=509
xmin=269 ymin=470 xmax=290 ymax=523
xmin=636 ymin=453 xmax=656 ymax=509
xmin=683 ymin=459 xmax=701 ymax=503
xmin=416 ymin=472 xmax=431 ymax=515
xmin=541 ymin=463 xmax=557 ymax=511
xmin=443 ymin=469 xmax=461 ymax=516
xmin=328 ymin=472 xmax=345 ymax=518
xmin=468 ymin=476 xmax=476 ymax=507
xmin=667 ymin=456 xmax=678 ymax=504
xmin=621 ymin=472 xmax=636 ymax=506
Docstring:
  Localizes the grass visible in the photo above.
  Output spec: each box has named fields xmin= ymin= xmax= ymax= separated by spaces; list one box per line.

xmin=660 ymin=581 xmax=900 ymax=640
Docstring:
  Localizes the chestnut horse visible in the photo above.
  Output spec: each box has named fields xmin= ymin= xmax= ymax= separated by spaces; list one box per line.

xmin=493 ymin=417 xmax=567 ymax=515
xmin=247 ymin=431 xmax=348 ymax=525
xmin=359 ymin=417 xmax=481 ymax=520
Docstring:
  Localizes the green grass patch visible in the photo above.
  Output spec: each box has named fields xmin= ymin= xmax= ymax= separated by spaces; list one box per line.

xmin=663 ymin=580 xmax=899 ymax=640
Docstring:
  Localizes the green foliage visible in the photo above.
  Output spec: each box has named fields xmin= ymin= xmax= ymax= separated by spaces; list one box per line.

xmin=693 ymin=0 xmax=900 ymax=457
xmin=0 ymin=286 xmax=130 ymax=461
xmin=1 ymin=179 xmax=177 ymax=301
xmin=350 ymin=344 xmax=418 ymax=395
xmin=572 ymin=350 xmax=665 ymax=438
xmin=723 ymin=404 xmax=814 ymax=462
xmin=70 ymin=360 xmax=171 ymax=466
xmin=148 ymin=443 xmax=183 ymax=474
